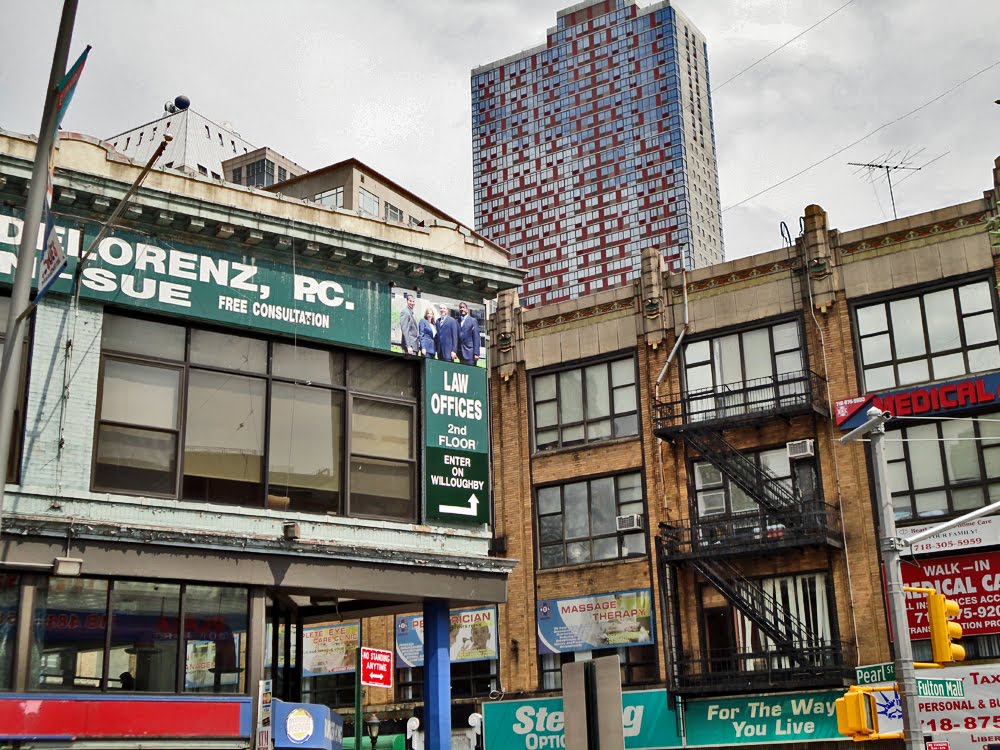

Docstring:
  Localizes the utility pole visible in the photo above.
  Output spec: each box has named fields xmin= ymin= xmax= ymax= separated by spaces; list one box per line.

xmin=0 ymin=0 xmax=79 ymax=530
xmin=840 ymin=407 xmax=922 ymax=750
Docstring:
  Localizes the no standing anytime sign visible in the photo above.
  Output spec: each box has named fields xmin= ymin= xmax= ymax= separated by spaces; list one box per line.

xmin=424 ymin=359 xmax=490 ymax=525
xmin=360 ymin=647 xmax=393 ymax=688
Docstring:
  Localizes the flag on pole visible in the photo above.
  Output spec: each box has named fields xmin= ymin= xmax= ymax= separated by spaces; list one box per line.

xmin=37 ymin=45 xmax=89 ymax=302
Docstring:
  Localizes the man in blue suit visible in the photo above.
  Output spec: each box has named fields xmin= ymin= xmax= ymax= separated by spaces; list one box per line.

xmin=436 ymin=303 xmax=459 ymax=363
xmin=458 ymin=301 xmax=480 ymax=367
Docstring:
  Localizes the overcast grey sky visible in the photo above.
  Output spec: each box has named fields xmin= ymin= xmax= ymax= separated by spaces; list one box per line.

xmin=1 ymin=1 xmax=998 ymax=260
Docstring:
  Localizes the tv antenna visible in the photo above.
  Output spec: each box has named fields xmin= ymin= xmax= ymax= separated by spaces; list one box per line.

xmin=848 ymin=149 xmax=927 ymax=220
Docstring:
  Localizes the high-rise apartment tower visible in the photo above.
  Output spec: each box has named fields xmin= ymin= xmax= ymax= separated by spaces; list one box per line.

xmin=472 ymin=0 xmax=723 ymax=308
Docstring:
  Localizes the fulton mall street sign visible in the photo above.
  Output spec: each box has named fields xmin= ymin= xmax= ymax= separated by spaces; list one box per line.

xmin=424 ymin=358 xmax=490 ymax=525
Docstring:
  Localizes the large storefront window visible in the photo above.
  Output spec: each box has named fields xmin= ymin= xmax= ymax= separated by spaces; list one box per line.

xmin=31 ymin=577 xmax=248 ymax=693
xmin=532 ymin=355 xmax=638 ymax=451
xmin=93 ymin=314 xmax=416 ymax=521
xmin=683 ymin=320 xmax=806 ymax=422
xmin=855 ymin=279 xmax=1000 ymax=392
xmin=536 ymin=472 xmax=645 ymax=569
xmin=886 ymin=412 xmax=1000 ymax=521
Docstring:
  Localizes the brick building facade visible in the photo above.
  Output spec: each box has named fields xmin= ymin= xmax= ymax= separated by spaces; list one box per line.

xmin=481 ymin=155 xmax=1000 ymax=750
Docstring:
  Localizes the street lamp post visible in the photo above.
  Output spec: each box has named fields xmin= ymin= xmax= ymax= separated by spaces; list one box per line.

xmin=365 ymin=714 xmax=381 ymax=749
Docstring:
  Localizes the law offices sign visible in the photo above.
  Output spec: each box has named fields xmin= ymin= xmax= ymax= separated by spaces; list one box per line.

xmin=0 ymin=208 xmax=390 ymax=350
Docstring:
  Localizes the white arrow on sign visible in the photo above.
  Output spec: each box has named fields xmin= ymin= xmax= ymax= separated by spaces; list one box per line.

xmin=439 ymin=493 xmax=480 ymax=516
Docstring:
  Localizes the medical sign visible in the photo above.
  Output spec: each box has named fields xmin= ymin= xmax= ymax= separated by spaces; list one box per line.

xmin=901 ymin=551 xmax=1000 ymax=639
xmin=395 ymin=606 xmax=498 ymax=667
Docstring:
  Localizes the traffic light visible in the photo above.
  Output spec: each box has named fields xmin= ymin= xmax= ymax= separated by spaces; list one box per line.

xmin=836 ymin=688 xmax=878 ymax=738
xmin=927 ymin=591 xmax=965 ymax=663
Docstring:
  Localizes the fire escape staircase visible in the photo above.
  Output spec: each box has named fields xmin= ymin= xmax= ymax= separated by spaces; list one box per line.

xmin=689 ymin=556 xmax=818 ymax=662
xmin=681 ymin=427 xmax=800 ymax=517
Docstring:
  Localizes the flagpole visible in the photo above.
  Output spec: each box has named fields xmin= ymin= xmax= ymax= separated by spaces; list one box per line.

xmin=0 ymin=0 xmax=80 ymax=530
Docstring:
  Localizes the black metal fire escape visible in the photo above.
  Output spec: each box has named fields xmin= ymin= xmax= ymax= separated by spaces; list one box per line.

xmin=653 ymin=369 xmax=850 ymax=693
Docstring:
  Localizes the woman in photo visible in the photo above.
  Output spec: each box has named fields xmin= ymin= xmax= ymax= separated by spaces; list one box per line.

xmin=419 ymin=305 xmax=437 ymax=357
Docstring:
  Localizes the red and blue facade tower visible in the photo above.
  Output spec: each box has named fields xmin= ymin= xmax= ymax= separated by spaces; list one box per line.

xmin=472 ymin=0 xmax=724 ymax=308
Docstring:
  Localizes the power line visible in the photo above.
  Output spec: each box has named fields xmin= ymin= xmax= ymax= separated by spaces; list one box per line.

xmin=722 ymin=60 xmax=1000 ymax=213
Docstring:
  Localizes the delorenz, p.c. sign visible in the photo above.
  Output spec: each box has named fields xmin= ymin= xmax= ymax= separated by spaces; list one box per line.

xmin=424 ymin=358 xmax=489 ymax=525
xmin=0 ymin=209 xmax=390 ymax=351
xmin=835 ymin=372 xmax=1000 ymax=431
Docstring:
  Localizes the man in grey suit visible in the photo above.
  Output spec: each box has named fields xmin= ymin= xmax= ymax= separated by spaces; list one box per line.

xmin=436 ymin=303 xmax=459 ymax=362
xmin=400 ymin=293 xmax=419 ymax=355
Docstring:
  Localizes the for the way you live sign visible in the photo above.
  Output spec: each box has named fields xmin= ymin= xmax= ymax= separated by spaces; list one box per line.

xmin=424 ymin=358 xmax=489 ymax=525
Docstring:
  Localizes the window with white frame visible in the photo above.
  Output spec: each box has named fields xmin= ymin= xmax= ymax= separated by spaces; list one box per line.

xmin=536 ymin=472 xmax=645 ymax=569
xmin=683 ymin=320 xmax=806 ymax=422
xmin=532 ymin=356 xmax=637 ymax=450
xmin=315 ymin=187 xmax=344 ymax=208
xmin=886 ymin=411 xmax=1000 ymax=522
xmin=384 ymin=202 xmax=404 ymax=223
xmin=855 ymin=279 xmax=1000 ymax=392
xmin=358 ymin=188 xmax=379 ymax=216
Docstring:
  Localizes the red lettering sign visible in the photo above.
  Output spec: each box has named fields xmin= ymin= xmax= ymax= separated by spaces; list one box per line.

xmin=898 ymin=551 xmax=1000 ymax=639
xmin=360 ymin=647 xmax=393 ymax=688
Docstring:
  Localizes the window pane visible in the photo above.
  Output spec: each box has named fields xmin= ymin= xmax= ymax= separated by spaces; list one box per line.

xmin=914 ymin=491 xmax=948 ymax=518
xmin=563 ymin=483 xmax=589 ymax=539
xmin=590 ymin=477 xmax=616 ymax=535
xmin=585 ymin=365 xmax=611 ymax=418
xmin=861 ymin=334 xmax=891 ymax=365
xmin=969 ymin=345 xmax=1000 ymax=372
xmin=347 ymin=355 xmax=415 ymax=397
xmin=351 ymin=399 xmax=412 ymax=460
xmin=535 ymin=401 xmax=558 ymax=429
xmin=952 ymin=487 xmax=984 ymax=512
xmin=587 ymin=419 xmax=611 ymax=440
xmin=610 ymin=358 xmax=635 ymax=387
xmin=617 ymin=473 xmax=642 ymax=504
xmin=190 ymin=330 xmax=266 ymax=372
xmin=942 ymin=420 xmax=978 ymax=482
xmin=269 ymin=384 xmax=342 ymax=513
xmin=698 ymin=490 xmax=725 ymax=515
xmin=350 ymin=458 xmax=413 ymax=519
xmin=0 ymin=575 xmax=15 ymax=690
xmin=924 ymin=289 xmax=961 ymax=353
xmin=887 ymin=461 xmax=909 ymax=495
xmin=613 ymin=384 xmax=637 ymax=415
xmin=559 ymin=370 xmax=583 ymax=422
xmin=32 ymin=578 xmax=109 ymax=690
xmin=932 ymin=353 xmax=966 ymax=380
xmin=857 ymin=304 xmax=888 ymax=335
xmin=775 ymin=350 xmax=803 ymax=377
xmin=536 ymin=428 xmax=558 ymax=448
xmin=593 ymin=537 xmax=618 ymax=560
xmin=614 ymin=413 xmax=638 ymax=437
xmin=897 ymin=359 xmax=929 ymax=386
xmin=695 ymin=463 xmax=722 ymax=488
xmin=907 ymin=425 xmax=943 ymax=489
xmin=538 ymin=486 xmax=561 ymax=515
xmin=539 ymin=515 xmax=563 ymax=543
xmin=273 ymin=343 xmax=343 ymax=385
xmin=890 ymin=298 xmax=925 ymax=358
xmin=95 ymin=425 xmax=177 ymax=494
xmin=622 ymin=532 xmax=645 ymax=556
xmin=714 ymin=334 xmax=742 ymax=385
xmin=685 ymin=363 xmax=712 ymax=391
xmin=963 ymin=312 xmax=997 ymax=347
xmin=184 ymin=586 xmax=248 ymax=693
xmin=540 ymin=546 xmax=564 ymax=568
xmin=685 ymin=340 xmax=710 ymax=364
xmin=534 ymin=374 xmax=556 ymax=401
xmin=561 ymin=424 xmax=584 ymax=444
xmin=109 ymin=581 xmax=181 ymax=692
xmin=984 ymin=446 xmax=1000 ymax=477
xmin=566 ymin=541 xmax=591 ymax=564
xmin=102 ymin=314 xmax=185 ymax=359
xmin=959 ymin=281 xmax=993 ymax=313
xmin=771 ymin=322 xmax=799 ymax=352
xmin=864 ymin=365 xmax=896 ymax=391
xmin=101 ymin=360 xmax=180 ymax=429
xmin=183 ymin=371 xmax=265 ymax=505
xmin=742 ymin=329 xmax=771 ymax=380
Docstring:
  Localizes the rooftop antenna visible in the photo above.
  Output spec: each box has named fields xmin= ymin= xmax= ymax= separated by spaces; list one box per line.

xmin=848 ymin=149 xmax=925 ymax=220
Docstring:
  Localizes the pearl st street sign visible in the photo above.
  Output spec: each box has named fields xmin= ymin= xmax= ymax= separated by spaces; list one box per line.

xmin=424 ymin=358 xmax=489 ymax=525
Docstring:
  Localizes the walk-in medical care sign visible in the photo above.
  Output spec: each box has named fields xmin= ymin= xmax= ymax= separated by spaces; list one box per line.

xmin=900 ymin=551 xmax=1000 ymax=639
xmin=424 ymin=358 xmax=489 ymax=524
xmin=0 ymin=209 xmax=390 ymax=351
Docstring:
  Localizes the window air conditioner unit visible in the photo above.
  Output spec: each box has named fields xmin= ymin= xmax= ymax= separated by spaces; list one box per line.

xmin=615 ymin=514 xmax=644 ymax=533
xmin=787 ymin=439 xmax=815 ymax=459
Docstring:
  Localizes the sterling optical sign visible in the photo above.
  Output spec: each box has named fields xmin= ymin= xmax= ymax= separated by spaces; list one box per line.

xmin=0 ymin=208 xmax=390 ymax=351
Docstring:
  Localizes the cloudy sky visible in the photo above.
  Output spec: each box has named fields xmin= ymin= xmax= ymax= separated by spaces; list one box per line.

xmin=1 ymin=1 xmax=998 ymax=260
